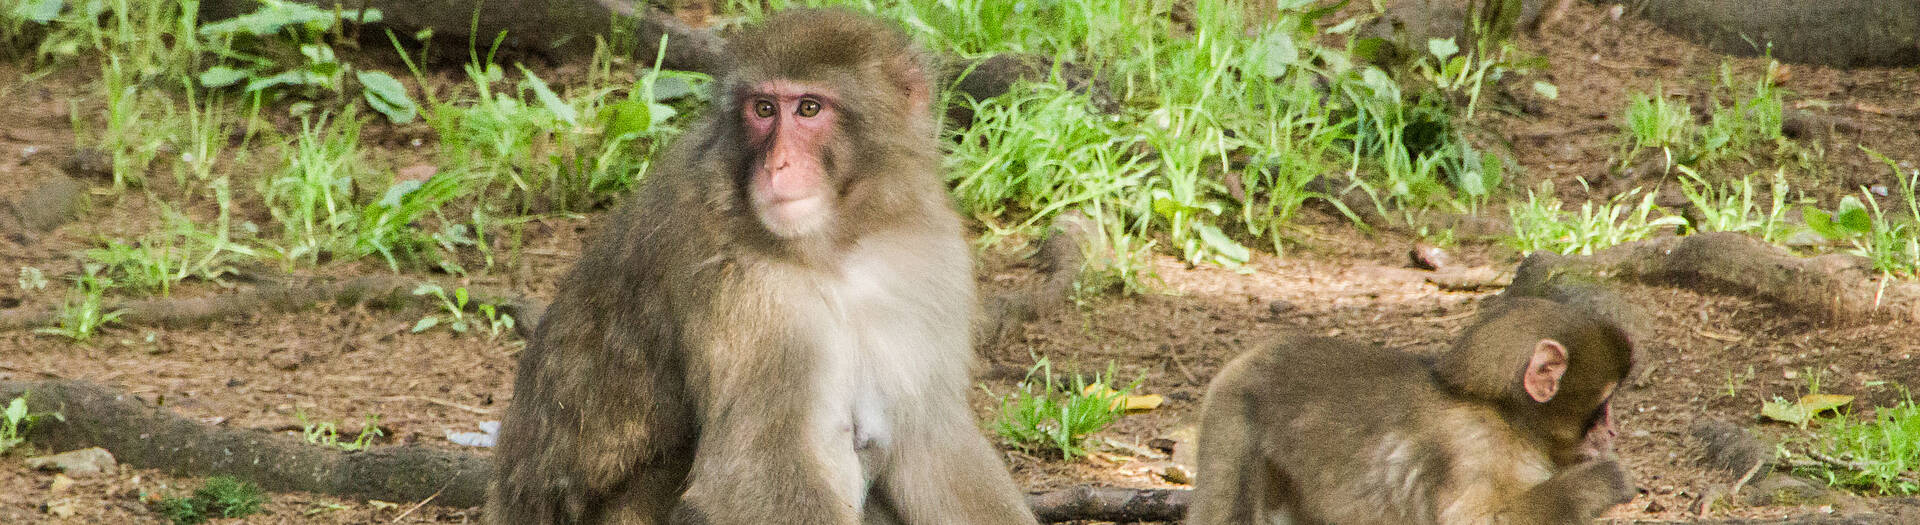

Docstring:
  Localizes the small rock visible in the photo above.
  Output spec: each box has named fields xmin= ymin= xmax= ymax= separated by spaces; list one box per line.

xmin=1160 ymin=463 xmax=1194 ymax=485
xmin=1145 ymin=438 xmax=1177 ymax=454
xmin=396 ymin=163 xmax=439 ymax=182
xmin=266 ymin=349 xmax=308 ymax=371
xmin=42 ymin=498 xmax=76 ymax=518
xmin=1266 ymin=300 xmax=1296 ymax=316
xmin=24 ymin=447 xmax=118 ymax=477
xmin=1409 ymin=243 xmax=1450 ymax=271
xmin=48 ymin=474 xmax=74 ymax=493
xmin=59 ymin=148 xmax=113 ymax=181
xmin=1643 ymin=499 xmax=1666 ymax=513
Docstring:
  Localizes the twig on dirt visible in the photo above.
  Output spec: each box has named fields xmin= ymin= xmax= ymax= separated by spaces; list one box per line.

xmin=374 ymin=395 xmax=492 ymax=415
xmin=1167 ymin=353 xmax=1201 ymax=386
xmin=390 ymin=484 xmax=445 ymax=523
xmin=1727 ymin=456 xmax=1766 ymax=500
xmin=1798 ymin=449 xmax=1920 ymax=486
xmin=1025 ymin=485 xmax=1189 ymax=523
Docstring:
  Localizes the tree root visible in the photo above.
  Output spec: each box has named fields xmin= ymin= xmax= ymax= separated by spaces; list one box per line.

xmin=5 ymin=378 xmax=1182 ymax=521
xmin=1507 ymin=232 xmax=1920 ymax=323
xmin=2 ymin=379 xmax=491 ymax=508
xmin=0 ymin=275 xmax=540 ymax=337
xmin=1026 ymin=485 xmax=1190 ymax=523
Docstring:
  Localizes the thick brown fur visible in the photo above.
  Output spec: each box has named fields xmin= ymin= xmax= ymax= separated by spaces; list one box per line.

xmin=486 ymin=9 xmax=1036 ymax=525
xmin=1188 ymin=297 xmax=1636 ymax=525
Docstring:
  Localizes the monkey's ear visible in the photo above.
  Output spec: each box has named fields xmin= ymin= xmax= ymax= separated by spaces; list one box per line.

xmin=1522 ymin=339 xmax=1569 ymax=402
xmin=884 ymin=50 xmax=935 ymax=116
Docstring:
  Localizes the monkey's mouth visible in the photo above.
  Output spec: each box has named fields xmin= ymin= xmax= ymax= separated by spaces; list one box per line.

xmin=1577 ymin=402 xmax=1618 ymax=461
xmin=754 ymin=193 xmax=829 ymax=237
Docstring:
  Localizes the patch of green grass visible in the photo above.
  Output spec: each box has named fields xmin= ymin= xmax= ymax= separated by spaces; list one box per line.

xmin=261 ymin=112 xmax=362 ymax=265
xmin=1802 ymin=149 xmax=1920 ymax=278
xmin=989 ymin=358 xmax=1135 ymax=460
xmin=1620 ymin=63 xmax=1788 ymax=172
xmin=1676 ymin=168 xmax=1792 ymax=244
xmin=295 ymin=411 xmax=384 ymax=452
xmin=1622 ymin=86 xmax=1691 ymax=172
xmin=410 ymin=284 xmax=515 ymax=339
xmin=154 ymin=475 xmax=266 ymax=524
xmin=35 ymin=266 xmax=123 ymax=342
xmin=1 ymin=394 xmax=63 ymax=456
xmin=1507 ymin=181 xmax=1686 ymax=255
xmin=1791 ymin=392 xmax=1920 ymax=495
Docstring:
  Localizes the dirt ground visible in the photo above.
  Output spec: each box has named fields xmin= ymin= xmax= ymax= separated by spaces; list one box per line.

xmin=4 ymin=2 xmax=1920 ymax=523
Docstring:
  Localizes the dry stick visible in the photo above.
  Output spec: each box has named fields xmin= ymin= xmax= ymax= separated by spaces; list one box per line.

xmin=389 ymin=485 xmax=445 ymax=523
xmin=1727 ymin=456 xmax=1766 ymax=500
xmin=1799 ymin=449 xmax=1920 ymax=486
xmin=373 ymin=395 xmax=492 ymax=415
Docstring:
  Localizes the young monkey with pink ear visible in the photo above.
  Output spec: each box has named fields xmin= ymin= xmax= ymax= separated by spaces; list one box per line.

xmin=1189 ymin=297 xmax=1636 ymax=525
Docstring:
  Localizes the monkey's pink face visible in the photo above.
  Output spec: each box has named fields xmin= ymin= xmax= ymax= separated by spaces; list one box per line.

xmin=1577 ymin=382 xmax=1620 ymax=462
xmin=743 ymin=81 xmax=839 ymax=239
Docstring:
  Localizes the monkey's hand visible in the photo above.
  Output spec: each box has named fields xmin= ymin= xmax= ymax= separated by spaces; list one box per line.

xmin=1500 ymin=459 xmax=1635 ymax=524
xmin=1547 ymin=459 xmax=1637 ymax=521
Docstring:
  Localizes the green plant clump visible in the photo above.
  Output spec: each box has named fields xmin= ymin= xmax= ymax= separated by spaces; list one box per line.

xmin=990 ymin=358 xmax=1134 ymax=460
xmin=1794 ymin=395 xmax=1920 ymax=495
xmin=154 ymin=476 xmax=267 ymax=524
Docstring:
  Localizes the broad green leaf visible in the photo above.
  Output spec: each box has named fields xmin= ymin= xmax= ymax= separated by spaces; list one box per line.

xmin=376 ymin=180 xmax=425 ymax=208
xmin=199 ymin=66 xmax=250 ymax=88
xmin=1760 ymin=393 xmax=1853 ymax=427
xmin=1800 ymin=393 xmax=1854 ymax=414
xmin=603 ymin=99 xmax=657 ymax=139
xmin=410 ymin=316 xmax=439 ymax=333
xmin=4 ymin=397 xmax=25 ymax=423
xmin=1349 ymin=37 xmax=1388 ymax=63
xmin=14 ymin=0 xmax=63 ymax=23
xmin=1193 ymin=223 xmax=1251 ymax=264
xmin=1256 ymin=31 xmax=1298 ymax=79
xmin=1834 ymin=196 xmax=1873 ymax=235
xmin=1803 ymin=206 xmax=1844 ymax=240
xmin=244 ymin=70 xmax=316 ymax=92
xmin=356 ymin=71 xmax=417 ymax=123
xmin=1531 ymin=80 xmax=1559 ymax=100
xmin=199 ymin=1 xmax=338 ymax=37
xmin=649 ymin=75 xmax=702 ymax=101
xmin=1427 ymin=38 xmax=1459 ymax=61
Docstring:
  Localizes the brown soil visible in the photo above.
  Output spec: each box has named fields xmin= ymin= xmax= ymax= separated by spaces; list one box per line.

xmin=5 ymin=2 xmax=1920 ymax=523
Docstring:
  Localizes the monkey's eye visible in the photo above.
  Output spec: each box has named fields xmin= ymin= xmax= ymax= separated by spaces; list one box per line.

xmin=796 ymin=99 xmax=821 ymax=118
xmin=753 ymin=100 xmax=777 ymax=118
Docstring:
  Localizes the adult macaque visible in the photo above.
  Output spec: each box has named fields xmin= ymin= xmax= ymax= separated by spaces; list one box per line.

xmin=487 ymin=9 xmax=1037 ymax=525
xmin=1188 ymin=297 xmax=1636 ymax=525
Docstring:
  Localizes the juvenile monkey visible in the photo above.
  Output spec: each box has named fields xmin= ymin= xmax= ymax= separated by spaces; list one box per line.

xmin=487 ymin=9 xmax=1038 ymax=525
xmin=1188 ymin=297 xmax=1636 ymax=525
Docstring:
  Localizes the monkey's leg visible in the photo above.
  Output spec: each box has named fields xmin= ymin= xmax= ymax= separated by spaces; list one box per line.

xmin=1189 ymin=388 xmax=1277 ymax=525
xmin=869 ymin=404 xmax=1038 ymax=524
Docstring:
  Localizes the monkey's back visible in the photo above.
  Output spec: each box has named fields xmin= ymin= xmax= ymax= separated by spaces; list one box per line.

xmin=486 ymin=124 xmax=730 ymax=524
xmin=1203 ymin=338 xmax=1456 ymax=524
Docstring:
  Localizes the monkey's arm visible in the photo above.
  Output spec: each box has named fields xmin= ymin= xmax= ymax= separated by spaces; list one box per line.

xmin=669 ymin=317 xmax=864 ymax=525
xmin=1493 ymin=459 xmax=1634 ymax=524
